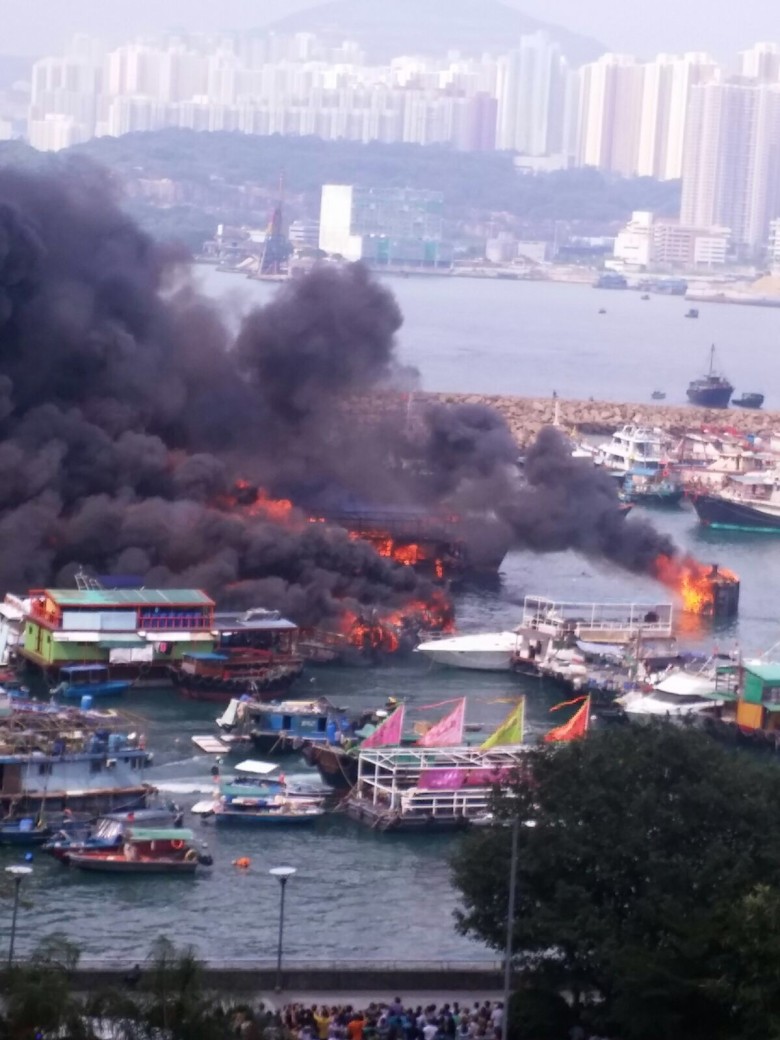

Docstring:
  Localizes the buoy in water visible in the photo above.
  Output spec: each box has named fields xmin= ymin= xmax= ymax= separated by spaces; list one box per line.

xmin=233 ymin=856 xmax=251 ymax=870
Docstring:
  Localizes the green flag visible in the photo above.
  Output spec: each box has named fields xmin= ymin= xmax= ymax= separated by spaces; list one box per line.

xmin=480 ymin=699 xmax=525 ymax=749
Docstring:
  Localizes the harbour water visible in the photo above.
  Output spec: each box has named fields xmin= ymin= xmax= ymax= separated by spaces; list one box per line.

xmin=6 ymin=272 xmax=780 ymax=963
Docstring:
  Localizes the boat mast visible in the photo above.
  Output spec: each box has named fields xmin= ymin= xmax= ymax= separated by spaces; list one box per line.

xmin=709 ymin=344 xmax=716 ymax=376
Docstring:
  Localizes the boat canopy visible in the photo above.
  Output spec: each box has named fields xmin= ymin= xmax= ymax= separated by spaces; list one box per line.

xmin=575 ymin=640 xmax=625 ymax=659
xmin=127 ymin=827 xmax=195 ymax=841
xmin=234 ymin=760 xmax=279 ymax=776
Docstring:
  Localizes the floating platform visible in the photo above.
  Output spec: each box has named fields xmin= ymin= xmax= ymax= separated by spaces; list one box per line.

xmin=191 ymin=735 xmax=231 ymax=755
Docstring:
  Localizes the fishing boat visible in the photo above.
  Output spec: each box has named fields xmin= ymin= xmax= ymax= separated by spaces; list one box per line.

xmin=65 ymin=828 xmax=212 ymax=874
xmin=214 ymin=696 xmax=364 ymax=754
xmin=43 ymin=807 xmax=184 ymax=862
xmin=651 ymin=390 xmax=666 ymax=400
xmin=690 ymin=471 xmax=780 ymax=531
xmin=200 ymin=796 xmax=324 ymax=826
xmin=0 ymin=816 xmax=54 ymax=846
xmin=686 ymin=345 xmax=733 ymax=408
xmin=594 ymin=426 xmax=669 ymax=477
xmin=0 ymin=697 xmax=153 ymax=816
xmin=732 ymin=392 xmax=765 ymax=409
xmin=216 ymin=759 xmax=328 ymax=801
xmin=51 ymin=664 xmax=132 ymax=700
xmin=620 ymin=468 xmax=684 ymax=506
xmin=171 ymin=609 xmax=303 ymax=702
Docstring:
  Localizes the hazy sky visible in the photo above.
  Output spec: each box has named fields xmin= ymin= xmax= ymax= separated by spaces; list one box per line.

xmin=2 ymin=0 xmax=776 ymax=61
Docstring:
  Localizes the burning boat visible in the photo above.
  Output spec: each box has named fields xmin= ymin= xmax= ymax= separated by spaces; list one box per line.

xmin=654 ymin=556 xmax=740 ymax=619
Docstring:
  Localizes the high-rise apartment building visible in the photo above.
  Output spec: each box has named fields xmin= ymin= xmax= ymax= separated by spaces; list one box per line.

xmin=681 ymin=81 xmax=780 ymax=252
xmin=636 ymin=53 xmax=718 ymax=180
xmin=576 ymin=54 xmax=645 ymax=174
xmin=496 ymin=32 xmax=565 ymax=155
xmin=739 ymin=42 xmax=780 ymax=82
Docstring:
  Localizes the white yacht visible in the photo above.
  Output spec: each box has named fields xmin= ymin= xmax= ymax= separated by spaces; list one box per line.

xmin=594 ymin=426 xmax=669 ymax=477
xmin=415 ymin=631 xmax=522 ymax=672
xmin=616 ymin=688 xmax=724 ymax=719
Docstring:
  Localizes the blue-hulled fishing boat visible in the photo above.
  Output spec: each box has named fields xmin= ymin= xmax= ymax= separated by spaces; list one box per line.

xmin=52 ymin=664 xmax=132 ymax=699
xmin=215 ymin=696 xmax=368 ymax=754
xmin=0 ymin=816 xmax=53 ymax=846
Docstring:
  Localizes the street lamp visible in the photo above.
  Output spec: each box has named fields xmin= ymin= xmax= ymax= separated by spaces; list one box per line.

xmin=269 ymin=866 xmax=296 ymax=992
xmin=501 ymin=819 xmax=536 ymax=1040
xmin=6 ymin=865 xmax=32 ymax=969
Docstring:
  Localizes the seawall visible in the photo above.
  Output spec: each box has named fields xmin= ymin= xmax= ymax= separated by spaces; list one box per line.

xmin=427 ymin=394 xmax=779 ymax=447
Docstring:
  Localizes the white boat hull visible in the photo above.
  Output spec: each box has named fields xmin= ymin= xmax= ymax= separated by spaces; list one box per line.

xmin=417 ymin=648 xmax=514 ymax=672
xmin=415 ymin=631 xmax=520 ymax=672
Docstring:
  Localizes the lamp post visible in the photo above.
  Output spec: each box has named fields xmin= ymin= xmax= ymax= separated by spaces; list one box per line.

xmin=501 ymin=820 xmax=536 ymax=1040
xmin=6 ymin=865 xmax=32 ymax=969
xmin=269 ymin=866 xmax=296 ymax=992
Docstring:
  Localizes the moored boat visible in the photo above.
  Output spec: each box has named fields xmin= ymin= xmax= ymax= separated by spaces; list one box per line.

xmin=171 ymin=609 xmax=303 ymax=702
xmin=414 ymin=631 xmax=522 ymax=672
xmin=214 ymin=696 xmax=363 ymax=754
xmin=732 ymin=392 xmax=765 ymax=409
xmin=52 ymin=664 xmax=132 ymax=699
xmin=686 ymin=345 xmax=733 ymax=408
xmin=43 ymin=807 xmax=184 ymax=862
xmin=0 ymin=817 xmax=54 ymax=846
xmin=691 ymin=472 xmax=780 ymax=531
xmin=620 ymin=468 xmax=684 ymax=506
xmin=65 ymin=828 xmax=212 ymax=874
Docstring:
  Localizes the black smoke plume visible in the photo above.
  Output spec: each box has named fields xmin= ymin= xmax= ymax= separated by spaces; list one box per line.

xmin=0 ymin=158 xmax=680 ymax=623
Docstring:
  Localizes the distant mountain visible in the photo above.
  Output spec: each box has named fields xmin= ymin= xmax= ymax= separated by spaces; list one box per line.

xmin=267 ymin=0 xmax=604 ymax=65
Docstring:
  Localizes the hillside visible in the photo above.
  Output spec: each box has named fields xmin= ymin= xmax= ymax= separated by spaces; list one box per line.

xmin=268 ymin=0 xmax=604 ymax=65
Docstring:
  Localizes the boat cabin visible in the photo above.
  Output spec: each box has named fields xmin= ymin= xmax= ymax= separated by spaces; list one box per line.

xmin=521 ymin=595 xmax=674 ymax=643
xmin=735 ymin=662 xmax=780 ymax=734
xmin=213 ymin=609 xmax=298 ymax=655
xmin=20 ymin=588 xmax=216 ymax=677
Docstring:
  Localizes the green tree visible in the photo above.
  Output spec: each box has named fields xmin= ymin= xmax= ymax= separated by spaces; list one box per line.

xmin=452 ymin=724 xmax=780 ymax=1040
xmin=2 ymin=932 xmax=91 ymax=1039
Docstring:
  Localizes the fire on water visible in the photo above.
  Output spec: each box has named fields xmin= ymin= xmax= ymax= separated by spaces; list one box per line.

xmin=653 ymin=554 xmax=740 ymax=617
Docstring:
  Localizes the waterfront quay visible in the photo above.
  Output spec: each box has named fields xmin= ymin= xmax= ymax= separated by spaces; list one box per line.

xmin=20 ymin=960 xmax=510 ymax=999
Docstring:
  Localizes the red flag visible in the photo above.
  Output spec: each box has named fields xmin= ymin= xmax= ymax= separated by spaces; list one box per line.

xmin=417 ymin=697 xmax=466 ymax=747
xmin=362 ymin=705 xmax=405 ymax=749
xmin=544 ymin=696 xmax=590 ymax=743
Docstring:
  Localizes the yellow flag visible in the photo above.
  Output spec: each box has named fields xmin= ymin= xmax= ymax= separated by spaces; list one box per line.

xmin=480 ymin=699 xmax=525 ymax=749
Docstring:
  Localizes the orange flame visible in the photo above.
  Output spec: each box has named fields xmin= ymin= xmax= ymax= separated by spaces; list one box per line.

xmin=653 ymin=554 xmax=738 ymax=615
xmin=337 ymin=590 xmax=454 ymax=653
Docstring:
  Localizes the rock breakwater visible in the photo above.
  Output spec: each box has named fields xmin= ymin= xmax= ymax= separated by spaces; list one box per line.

xmin=429 ymin=394 xmax=780 ymax=447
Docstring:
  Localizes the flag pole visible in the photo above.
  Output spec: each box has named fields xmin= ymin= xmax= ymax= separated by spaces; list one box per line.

xmin=501 ymin=816 xmax=519 ymax=1040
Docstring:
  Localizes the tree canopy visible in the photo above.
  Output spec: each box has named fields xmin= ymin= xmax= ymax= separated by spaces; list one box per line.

xmin=452 ymin=724 xmax=780 ymax=1040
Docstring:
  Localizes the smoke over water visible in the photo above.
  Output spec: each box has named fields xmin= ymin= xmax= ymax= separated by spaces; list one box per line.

xmin=0 ymin=160 xmax=683 ymax=624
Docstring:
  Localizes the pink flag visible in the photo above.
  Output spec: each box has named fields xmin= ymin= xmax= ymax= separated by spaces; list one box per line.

xmin=417 ymin=698 xmax=466 ymax=748
xmin=361 ymin=705 xmax=405 ymax=749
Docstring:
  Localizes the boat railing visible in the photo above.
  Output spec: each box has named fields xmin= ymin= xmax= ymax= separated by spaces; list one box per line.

xmin=75 ymin=956 xmax=506 ymax=972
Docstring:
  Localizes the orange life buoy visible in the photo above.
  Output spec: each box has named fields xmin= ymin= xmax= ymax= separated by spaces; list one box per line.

xmin=171 ymin=839 xmax=184 ymax=850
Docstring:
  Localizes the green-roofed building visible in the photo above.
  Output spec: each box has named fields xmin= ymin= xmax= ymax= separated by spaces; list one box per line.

xmin=20 ymin=587 xmax=217 ymax=680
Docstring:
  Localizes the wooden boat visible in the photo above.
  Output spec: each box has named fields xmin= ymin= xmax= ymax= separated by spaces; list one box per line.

xmin=214 ymin=799 xmax=324 ymax=826
xmin=43 ymin=807 xmax=183 ymax=861
xmin=215 ymin=696 xmax=368 ymax=755
xmin=65 ymin=828 xmax=212 ymax=874
xmin=52 ymin=664 xmax=131 ymax=699
xmin=0 ymin=817 xmax=53 ymax=846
